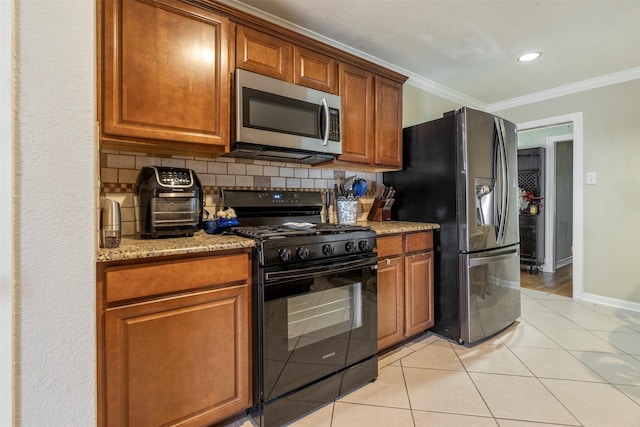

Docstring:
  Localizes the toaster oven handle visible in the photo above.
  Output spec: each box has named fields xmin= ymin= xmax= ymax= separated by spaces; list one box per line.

xmin=158 ymin=191 xmax=197 ymax=198
xmin=321 ymin=98 xmax=329 ymax=146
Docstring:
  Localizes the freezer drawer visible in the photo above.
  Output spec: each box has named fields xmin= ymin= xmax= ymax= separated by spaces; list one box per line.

xmin=460 ymin=246 xmax=521 ymax=343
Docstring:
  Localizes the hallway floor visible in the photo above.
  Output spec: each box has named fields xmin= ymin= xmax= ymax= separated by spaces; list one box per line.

xmin=520 ymin=264 xmax=573 ymax=298
xmin=230 ymin=288 xmax=640 ymax=426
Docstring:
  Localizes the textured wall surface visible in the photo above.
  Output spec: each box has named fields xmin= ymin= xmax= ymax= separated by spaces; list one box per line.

xmin=1 ymin=0 xmax=13 ymax=424
xmin=13 ymin=0 xmax=96 ymax=424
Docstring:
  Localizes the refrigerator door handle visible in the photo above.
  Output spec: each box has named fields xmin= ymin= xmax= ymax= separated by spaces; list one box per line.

xmin=469 ymin=247 xmax=518 ymax=267
xmin=500 ymin=118 xmax=510 ymax=241
xmin=494 ymin=117 xmax=509 ymax=245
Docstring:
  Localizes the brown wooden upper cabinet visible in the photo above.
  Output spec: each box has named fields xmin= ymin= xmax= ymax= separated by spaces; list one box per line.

xmin=337 ymin=63 xmax=374 ymax=165
xmin=294 ymin=46 xmax=338 ymax=94
xmin=235 ymin=25 xmax=293 ymax=82
xmin=100 ymin=0 xmax=230 ymax=154
xmin=374 ymin=76 xmax=404 ymax=168
xmin=335 ymin=64 xmax=403 ymax=170
xmin=99 ymin=0 xmax=405 ymax=167
xmin=235 ymin=25 xmax=337 ymax=94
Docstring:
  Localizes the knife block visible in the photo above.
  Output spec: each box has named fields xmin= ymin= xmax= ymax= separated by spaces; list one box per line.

xmin=367 ymin=199 xmax=392 ymax=221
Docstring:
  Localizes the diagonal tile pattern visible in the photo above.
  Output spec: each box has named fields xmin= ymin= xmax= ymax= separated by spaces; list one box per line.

xmin=228 ymin=288 xmax=640 ymax=427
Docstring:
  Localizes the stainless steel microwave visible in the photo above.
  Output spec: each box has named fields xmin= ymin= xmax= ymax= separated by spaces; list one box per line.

xmin=224 ymin=69 xmax=342 ymax=165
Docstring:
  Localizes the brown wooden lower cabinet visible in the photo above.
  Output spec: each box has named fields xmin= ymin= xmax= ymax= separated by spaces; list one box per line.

xmin=377 ymin=255 xmax=404 ymax=349
xmin=97 ymin=250 xmax=252 ymax=427
xmin=377 ymin=231 xmax=434 ymax=351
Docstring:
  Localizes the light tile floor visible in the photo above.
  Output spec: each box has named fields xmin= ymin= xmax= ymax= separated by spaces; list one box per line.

xmin=229 ymin=288 xmax=640 ymax=426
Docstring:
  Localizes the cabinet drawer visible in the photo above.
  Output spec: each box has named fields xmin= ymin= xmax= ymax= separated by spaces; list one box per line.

xmin=377 ymin=235 xmax=403 ymax=258
xmin=405 ymin=231 xmax=433 ymax=253
xmin=105 ymin=253 xmax=250 ymax=303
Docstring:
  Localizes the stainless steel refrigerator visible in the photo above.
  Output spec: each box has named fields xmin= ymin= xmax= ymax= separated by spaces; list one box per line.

xmin=384 ymin=107 xmax=521 ymax=344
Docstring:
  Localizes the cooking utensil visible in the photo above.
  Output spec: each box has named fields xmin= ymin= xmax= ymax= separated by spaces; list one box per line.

xmin=324 ymin=191 xmax=332 ymax=223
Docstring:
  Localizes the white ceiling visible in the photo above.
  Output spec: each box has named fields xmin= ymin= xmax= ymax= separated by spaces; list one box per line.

xmin=223 ymin=0 xmax=640 ymax=110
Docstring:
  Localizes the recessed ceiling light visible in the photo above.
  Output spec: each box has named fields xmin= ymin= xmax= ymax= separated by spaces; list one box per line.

xmin=518 ymin=52 xmax=541 ymax=62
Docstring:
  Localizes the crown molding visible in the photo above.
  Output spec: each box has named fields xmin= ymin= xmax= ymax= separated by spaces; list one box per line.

xmin=221 ymin=0 xmax=488 ymax=110
xmin=219 ymin=1 xmax=640 ymax=113
xmin=488 ymin=67 xmax=640 ymax=112
xmin=219 ymin=0 xmax=399 ymax=70
xmin=403 ymin=73 xmax=487 ymax=110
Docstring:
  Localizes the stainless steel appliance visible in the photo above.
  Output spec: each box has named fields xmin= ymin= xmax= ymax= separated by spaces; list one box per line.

xmin=100 ymin=198 xmax=121 ymax=248
xmin=134 ymin=166 xmax=203 ymax=238
xmin=223 ymin=190 xmax=377 ymax=427
xmin=224 ymin=69 xmax=342 ymax=165
xmin=384 ymin=107 xmax=521 ymax=344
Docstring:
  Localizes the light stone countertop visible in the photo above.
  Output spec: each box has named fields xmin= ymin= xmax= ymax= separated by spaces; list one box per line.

xmin=96 ymin=221 xmax=439 ymax=263
xmin=362 ymin=220 xmax=439 ymax=235
xmin=96 ymin=231 xmax=256 ymax=262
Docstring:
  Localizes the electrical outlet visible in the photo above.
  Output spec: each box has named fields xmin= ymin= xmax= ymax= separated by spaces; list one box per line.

xmin=586 ymin=172 xmax=597 ymax=185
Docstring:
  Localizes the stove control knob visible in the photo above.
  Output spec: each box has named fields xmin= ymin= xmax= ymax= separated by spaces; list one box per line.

xmin=279 ymin=248 xmax=292 ymax=262
xmin=297 ymin=247 xmax=310 ymax=260
xmin=322 ymin=244 xmax=335 ymax=256
xmin=345 ymin=241 xmax=356 ymax=252
xmin=359 ymin=240 xmax=371 ymax=251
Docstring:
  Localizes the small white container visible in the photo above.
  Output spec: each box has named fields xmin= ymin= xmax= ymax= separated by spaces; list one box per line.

xmin=337 ymin=200 xmax=358 ymax=225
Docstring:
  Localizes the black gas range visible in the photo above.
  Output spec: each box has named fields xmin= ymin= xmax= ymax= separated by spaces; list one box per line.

xmin=232 ymin=223 xmax=376 ymax=266
xmin=222 ymin=190 xmax=378 ymax=427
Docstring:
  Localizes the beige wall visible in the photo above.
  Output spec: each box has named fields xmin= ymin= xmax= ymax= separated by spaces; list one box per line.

xmin=496 ymin=79 xmax=640 ymax=304
xmin=404 ymin=79 xmax=640 ymax=305
xmin=403 ymin=84 xmax=461 ymax=126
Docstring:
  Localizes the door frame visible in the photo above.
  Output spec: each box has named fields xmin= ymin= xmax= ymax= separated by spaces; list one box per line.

xmin=517 ymin=113 xmax=583 ymax=299
xmin=545 ymin=135 xmax=574 ymax=273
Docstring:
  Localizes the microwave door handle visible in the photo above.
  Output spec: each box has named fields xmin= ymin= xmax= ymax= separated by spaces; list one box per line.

xmin=321 ymin=98 xmax=329 ymax=146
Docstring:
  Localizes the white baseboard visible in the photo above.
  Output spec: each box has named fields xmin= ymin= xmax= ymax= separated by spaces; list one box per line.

xmin=555 ymin=257 xmax=572 ymax=269
xmin=581 ymin=293 xmax=640 ymax=313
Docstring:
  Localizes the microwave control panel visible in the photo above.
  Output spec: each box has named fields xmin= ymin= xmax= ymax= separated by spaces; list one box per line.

xmin=328 ymin=108 xmax=341 ymax=141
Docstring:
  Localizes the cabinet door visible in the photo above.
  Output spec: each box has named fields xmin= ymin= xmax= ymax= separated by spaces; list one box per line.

xmin=374 ymin=75 xmax=403 ymax=168
xmin=236 ymin=25 xmax=293 ymax=81
xmin=102 ymin=0 xmax=230 ymax=147
xmin=294 ymin=46 xmax=337 ymax=93
xmin=338 ymin=63 xmax=374 ymax=164
xmin=404 ymin=251 xmax=435 ymax=336
xmin=104 ymin=285 xmax=250 ymax=427
xmin=377 ymin=257 xmax=405 ymax=351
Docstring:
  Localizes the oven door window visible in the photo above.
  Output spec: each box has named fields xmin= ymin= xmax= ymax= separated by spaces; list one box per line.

xmin=262 ymin=264 xmax=377 ymax=400
xmin=287 ymin=281 xmax=362 ymax=352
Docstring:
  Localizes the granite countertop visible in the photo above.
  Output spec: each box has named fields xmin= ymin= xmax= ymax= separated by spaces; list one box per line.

xmin=96 ymin=221 xmax=440 ymax=263
xmin=96 ymin=232 xmax=256 ymax=262
xmin=362 ymin=220 xmax=439 ymax=235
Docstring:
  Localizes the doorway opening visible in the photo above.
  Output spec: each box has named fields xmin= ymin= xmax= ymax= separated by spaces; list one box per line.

xmin=517 ymin=113 xmax=583 ymax=299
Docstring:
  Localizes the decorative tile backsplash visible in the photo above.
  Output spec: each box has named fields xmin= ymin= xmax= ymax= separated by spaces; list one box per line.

xmin=100 ymin=150 xmax=382 ymax=236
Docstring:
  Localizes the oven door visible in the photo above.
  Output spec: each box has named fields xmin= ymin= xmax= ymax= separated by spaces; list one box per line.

xmin=259 ymin=255 xmax=377 ymax=401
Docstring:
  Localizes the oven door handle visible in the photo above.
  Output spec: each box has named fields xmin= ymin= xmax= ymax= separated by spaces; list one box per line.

xmin=265 ymin=257 xmax=376 ymax=283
